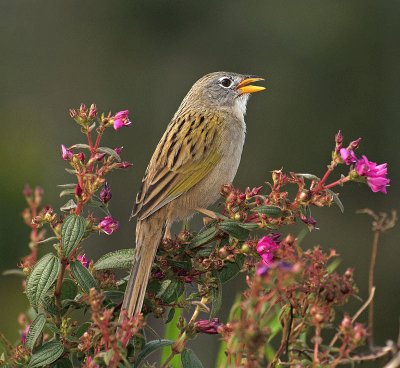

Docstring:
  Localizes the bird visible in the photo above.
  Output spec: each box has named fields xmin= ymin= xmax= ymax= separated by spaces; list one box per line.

xmin=120 ymin=71 xmax=265 ymax=321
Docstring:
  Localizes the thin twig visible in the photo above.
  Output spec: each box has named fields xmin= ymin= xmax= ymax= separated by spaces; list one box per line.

xmin=368 ymin=231 xmax=380 ymax=348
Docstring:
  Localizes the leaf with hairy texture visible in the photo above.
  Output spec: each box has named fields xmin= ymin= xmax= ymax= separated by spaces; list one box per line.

xmin=327 ymin=189 xmax=344 ymax=213
xmin=61 ymin=215 xmax=86 ymax=257
xmin=60 ymin=279 xmax=78 ymax=301
xmin=93 ymin=249 xmax=135 ymax=270
xmin=70 ymin=143 xmax=90 ymax=150
xmin=59 ymin=189 xmax=75 ymax=198
xmin=25 ymin=314 xmax=46 ymax=351
xmin=134 ymin=339 xmax=174 ymax=368
xmin=189 ymin=226 xmax=218 ymax=249
xmin=218 ymin=254 xmax=245 ymax=284
xmin=37 ymin=237 xmax=58 ymax=244
xmin=296 ymin=173 xmax=320 ymax=181
xmin=156 ymin=280 xmax=184 ymax=304
xmin=181 ymin=349 xmax=204 ymax=368
xmin=57 ymin=184 xmax=77 ymax=188
xmin=60 ymin=199 xmax=77 ymax=211
xmin=210 ymin=275 xmax=222 ymax=318
xmin=54 ymin=358 xmax=73 ymax=368
xmin=2 ymin=269 xmax=25 ymax=277
xmin=70 ymin=261 xmax=98 ymax=293
xmin=26 ymin=254 xmax=60 ymax=310
xmin=97 ymin=146 xmax=121 ymax=162
xmin=28 ymin=341 xmax=64 ymax=367
xmin=251 ymin=205 xmax=283 ymax=218
xmin=219 ymin=221 xmax=249 ymax=240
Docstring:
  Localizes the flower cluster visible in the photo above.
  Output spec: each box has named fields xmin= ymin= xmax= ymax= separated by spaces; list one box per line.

xmin=1 ymin=115 xmax=393 ymax=368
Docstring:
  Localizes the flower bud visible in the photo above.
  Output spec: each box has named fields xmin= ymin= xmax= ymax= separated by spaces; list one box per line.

xmin=23 ymin=184 xmax=33 ymax=198
xmin=348 ymin=137 xmax=362 ymax=150
xmin=335 ymin=130 xmax=343 ymax=145
xmin=75 ymin=184 xmax=83 ymax=198
xmin=195 ymin=318 xmax=222 ymax=334
xmin=88 ymin=104 xmax=97 ymax=119
xmin=61 ymin=145 xmax=74 ymax=161
xmin=114 ymin=146 xmax=123 ymax=155
xmin=34 ymin=186 xmax=43 ymax=205
xmin=100 ymin=183 xmax=112 ymax=203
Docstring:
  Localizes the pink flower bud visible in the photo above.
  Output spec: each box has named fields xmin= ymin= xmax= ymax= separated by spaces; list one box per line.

xmin=75 ymin=184 xmax=83 ymax=197
xmin=88 ymin=104 xmax=97 ymax=118
xmin=77 ymin=254 xmax=90 ymax=268
xmin=23 ymin=184 xmax=33 ymax=198
xmin=117 ymin=161 xmax=133 ymax=169
xmin=339 ymin=148 xmax=357 ymax=165
xmin=114 ymin=146 xmax=123 ymax=155
xmin=93 ymin=152 xmax=106 ymax=161
xmin=348 ymin=137 xmax=362 ymax=150
xmin=61 ymin=144 xmax=74 ymax=161
xmin=76 ymin=152 xmax=86 ymax=162
xmin=195 ymin=318 xmax=222 ymax=334
xmin=100 ymin=183 xmax=112 ymax=203
xmin=335 ymin=130 xmax=343 ymax=145
xmin=79 ymin=103 xmax=87 ymax=113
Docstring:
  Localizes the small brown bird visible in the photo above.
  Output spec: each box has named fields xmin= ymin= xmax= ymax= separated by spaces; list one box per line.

xmin=121 ymin=72 xmax=265 ymax=320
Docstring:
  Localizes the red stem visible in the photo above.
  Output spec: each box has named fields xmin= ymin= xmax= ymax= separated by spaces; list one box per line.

xmin=323 ymin=176 xmax=350 ymax=190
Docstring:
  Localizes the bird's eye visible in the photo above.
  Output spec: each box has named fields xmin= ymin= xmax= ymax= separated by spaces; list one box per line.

xmin=219 ymin=78 xmax=233 ymax=88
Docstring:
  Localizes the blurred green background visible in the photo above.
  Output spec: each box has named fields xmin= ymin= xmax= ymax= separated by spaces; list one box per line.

xmin=1 ymin=0 xmax=399 ymax=366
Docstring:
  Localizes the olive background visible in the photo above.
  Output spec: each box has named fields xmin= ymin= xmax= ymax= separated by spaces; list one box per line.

xmin=1 ymin=1 xmax=399 ymax=366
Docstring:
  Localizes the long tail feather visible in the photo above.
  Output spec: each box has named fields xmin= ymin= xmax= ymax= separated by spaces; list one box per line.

xmin=120 ymin=219 xmax=164 ymax=320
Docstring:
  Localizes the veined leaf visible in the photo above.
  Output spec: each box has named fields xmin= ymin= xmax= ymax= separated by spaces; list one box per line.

xmin=93 ymin=249 xmax=135 ymax=270
xmin=25 ymin=314 xmax=46 ymax=351
xmin=60 ymin=279 xmax=78 ymax=301
xmin=327 ymin=189 xmax=344 ymax=213
xmin=28 ymin=341 xmax=64 ymax=367
xmin=219 ymin=221 xmax=249 ymax=240
xmin=70 ymin=261 xmax=98 ymax=293
xmin=26 ymin=254 xmax=60 ymax=310
xmin=181 ymin=349 xmax=204 ymax=368
xmin=156 ymin=280 xmax=184 ymax=304
xmin=61 ymin=215 xmax=86 ymax=257
xmin=218 ymin=254 xmax=245 ymax=284
xmin=134 ymin=339 xmax=174 ymax=368
xmin=210 ymin=275 xmax=222 ymax=318
xmin=60 ymin=199 xmax=77 ymax=211
xmin=189 ymin=226 xmax=218 ymax=249
xmin=296 ymin=173 xmax=320 ymax=181
xmin=59 ymin=189 xmax=75 ymax=198
xmin=251 ymin=205 xmax=283 ymax=218
xmin=97 ymin=146 xmax=121 ymax=162
xmin=57 ymin=184 xmax=77 ymax=188
xmin=70 ymin=143 xmax=90 ymax=150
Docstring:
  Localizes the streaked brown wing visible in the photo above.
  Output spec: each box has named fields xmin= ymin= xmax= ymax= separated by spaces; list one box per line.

xmin=132 ymin=112 xmax=222 ymax=220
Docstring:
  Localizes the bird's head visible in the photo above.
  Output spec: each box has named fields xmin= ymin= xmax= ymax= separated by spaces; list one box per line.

xmin=178 ymin=72 xmax=265 ymax=119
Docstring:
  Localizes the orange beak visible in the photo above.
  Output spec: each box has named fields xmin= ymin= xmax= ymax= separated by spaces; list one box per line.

xmin=236 ymin=77 xmax=265 ymax=94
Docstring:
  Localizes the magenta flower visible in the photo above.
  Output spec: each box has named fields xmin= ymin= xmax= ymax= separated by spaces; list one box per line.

xmin=61 ymin=144 xmax=74 ymax=160
xmin=113 ymin=110 xmax=132 ymax=130
xmin=195 ymin=318 xmax=222 ymax=334
xmin=256 ymin=235 xmax=280 ymax=267
xmin=100 ymin=183 xmax=112 ymax=203
xmin=77 ymin=254 xmax=89 ymax=268
xmin=339 ymin=148 xmax=357 ymax=165
xmin=98 ymin=216 xmax=119 ymax=235
xmin=20 ymin=325 xmax=30 ymax=344
xmin=355 ymin=155 xmax=390 ymax=194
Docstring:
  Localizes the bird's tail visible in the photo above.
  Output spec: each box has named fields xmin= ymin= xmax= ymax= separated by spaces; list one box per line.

xmin=120 ymin=218 xmax=164 ymax=321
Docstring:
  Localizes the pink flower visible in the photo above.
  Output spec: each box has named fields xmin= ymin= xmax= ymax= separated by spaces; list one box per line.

xmin=256 ymin=235 xmax=280 ymax=267
xmin=61 ymin=144 xmax=73 ymax=160
xmin=339 ymin=148 xmax=357 ymax=165
xmin=98 ymin=216 xmax=119 ymax=235
xmin=113 ymin=110 xmax=132 ymax=130
xmin=355 ymin=155 xmax=390 ymax=194
xmin=20 ymin=325 xmax=30 ymax=344
xmin=195 ymin=318 xmax=222 ymax=334
xmin=77 ymin=254 xmax=89 ymax=268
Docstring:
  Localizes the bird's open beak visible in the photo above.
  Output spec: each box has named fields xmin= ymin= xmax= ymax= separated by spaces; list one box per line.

xmin=236 ymin=77 xmax=265 ymax=94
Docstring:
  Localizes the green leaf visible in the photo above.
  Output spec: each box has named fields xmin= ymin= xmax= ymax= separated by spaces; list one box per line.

xmin=93 ymin=249 xmax=135 ymax=270
xmin=210 ymin=275 xmax=222 ymax=318
xmin=54 ymin=358 xmax=72 ymax=368
xmin=57 ymin=184 xmax=77 ymax=188
xmin=97 ymin=146 xmax=121 ymax=162
xmin=296 ymin=173 xmax=320 ymax=181
xmin=42 ymin=296 xmax=59 ymax=316
xmin=60 ymin=199 xmax=77 ymax=211
xmin=219 ymin=221 xmax=249 ymax=240
xmin=70 ymin=261 xmax=98 ymax=293
xmin=75 ymin=322 xmax=91 ymax=338
xmin=181 ymin=349 xmax=204 ymax=368
xmin=251 ymin=205 xmax=283 ymax=218
xmin=60 ymin=279 xmax=78 ymax=301
xmin=25 ymin=314 xmax=46 ymax=351
xmin=196 ymin=245 xmax=216 ymax=257
xmin=59 ymin=189 xmax=75 ymax=198
xmin=61 ymin=215 xmax=86 ymax=257
xmin=134 ymin=339 xmax=174 ymax=368
xmin=161 ymin=308 xmax=182 ymax=367
xmin=28 ymin=341 xmax=64 ymax=367
xmin=216 ymin=340 xmax=228 ymax=367
xmin=2 ymin=269 xmax=25 ymax=277
xmin=326 ymin=189 xmax=344 ymax=213
xmin=237 ymin=222 xmax=259 ymax=230
xmin=37 ymin=237 xmax=59 ymax=245
xmin=165 ymin=308 xmax=175 ymax=324
xmin=70 ymin=143 xmax=91 ymax=150
xmin=189 ymin=226 xmax=218 ymax=249
xmin=104 ymin=290 xmax=124 ymax=302
xmin=26 ymin=254 xmax=60 ymax=310
xmin=156 ymin=280 xmax=184 ymax=304
xmin=218 ymin=254 xmax=245 ymax=284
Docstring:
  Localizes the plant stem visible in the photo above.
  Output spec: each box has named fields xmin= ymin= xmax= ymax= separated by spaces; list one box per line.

xmin=368 ymin=230 xmax=380 ymax=348
xmin=317 ymin=167 xmax=333 ymax=190
xmin=323 ymin=176 xmax=350 ymax=190
xmin=313 ymin=325 xmax=321 ymax=367
xmin=54 ymin=261 xmax=67 ymax=326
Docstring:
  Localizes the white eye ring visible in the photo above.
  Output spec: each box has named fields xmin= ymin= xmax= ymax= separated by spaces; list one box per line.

xmin=218 ymin=77 xmax=233 ymax=88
